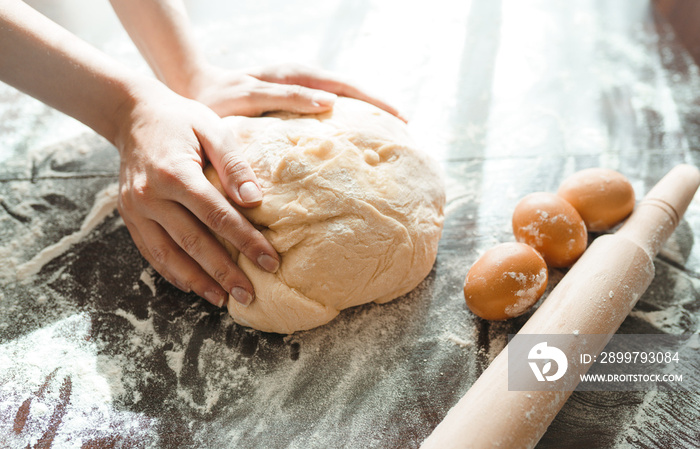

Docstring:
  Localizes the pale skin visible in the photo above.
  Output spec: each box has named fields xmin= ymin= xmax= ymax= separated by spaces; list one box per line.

xmin=0 ymin=0 xmax=403 ymax=307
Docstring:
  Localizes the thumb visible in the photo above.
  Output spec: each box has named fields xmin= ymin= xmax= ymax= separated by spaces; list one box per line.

xmin=197 ymin=123 xmax=262 ymax=208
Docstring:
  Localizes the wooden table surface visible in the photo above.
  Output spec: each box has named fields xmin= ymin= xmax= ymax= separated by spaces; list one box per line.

xmin=1 ymin=1 xmax=699 ymax=448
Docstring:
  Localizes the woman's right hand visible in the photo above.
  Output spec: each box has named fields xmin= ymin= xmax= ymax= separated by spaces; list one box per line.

xmin=113 ymin=81 xmax=280 ymax=308
xmin=0 ymin=0 xmax=281 ymax=308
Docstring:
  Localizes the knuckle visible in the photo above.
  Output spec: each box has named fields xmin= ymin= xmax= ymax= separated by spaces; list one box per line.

xmin=179 ymin=232 xmax=202 ymax=255
xmin=154 ymin=165 xmax=183 ymax=188
xmin=236 ymin=232 xmax=262 ymax=257
xmin=149 ymin=244 xmax=170 ymax=265
xmin=285 ymin=84 xmax=306 ymax=100
xmin=130 ymin=182 xmax=150 ymax=203
xmin=212 ymin=263 xmax=234 ymax=286
xmin=220 ymin=154 xmax=251 ymax=181
xmin=205 ymin=206 xmax=231 ymax=233
xmin=122 ymin=177 xmax=159 ymax=212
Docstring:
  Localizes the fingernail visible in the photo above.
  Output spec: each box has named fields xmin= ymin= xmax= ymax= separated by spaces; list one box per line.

xmin=204 ymin=290 xmax=227 ymax=308
xmin=311 ymin=91 xmax=337 ymax=107
xmin=257 ymin=253 xmax=280 ymax=273
xmin=239 ymin=181 xmax=263 ymax=204
xmin=231 ymin=287 xmax=253 ymax=306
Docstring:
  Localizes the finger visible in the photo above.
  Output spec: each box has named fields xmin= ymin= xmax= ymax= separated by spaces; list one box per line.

xmin=244 ymin=81 xmax=339 ymax=114
xmin=150 ymin=202 xmax=259 ymax=306
xmin=122 ymin=215 xmax=232 ymax=307
xmin=251 ymin=64 xmax=406 ymax=121
xmin=307 ymin=77 xmax=402 ymax=119
xmin=174 ymin=172 xmax=280 ymax=276
xmin=196 ymin=122 xmax=264 ymax=208
xmin=310 ymin=79 xmax=405 ymax=122
xmin=125 ymin=218 xmax=188 ymax=292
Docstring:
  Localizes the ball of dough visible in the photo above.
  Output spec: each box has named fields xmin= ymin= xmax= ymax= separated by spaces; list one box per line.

xmin=557 ymin=168 xmax=635 ymax=231
xmin=205 ymin=98 xmax=445 ymax=334
xmin=512 ymin=192 xmax=587 ymax=267
xmin=464 ymin=242 xmax=548 ymax=320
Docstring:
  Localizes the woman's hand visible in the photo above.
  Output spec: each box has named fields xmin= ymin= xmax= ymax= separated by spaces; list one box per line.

xmin=184 ymin=63 xmax=406 ymax=121
xmin=114 ymin=82 xmax=280 ymax=307
xmin=109 ymin=1 xmax=405 ymax=120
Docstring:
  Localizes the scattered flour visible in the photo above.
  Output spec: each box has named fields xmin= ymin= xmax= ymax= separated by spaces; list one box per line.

xmin=444 ymin=333 xmax=474 ymax=348
xmin=0 ymin=314 xmax=157 ymax=447
xmin=113 ymin=308 xmax=163 ymax=348
xmin=15 ymin=183 xmax=119 ymax=281
xmin=138 ymin=267 xmax=157 ymax=296
xmin=629 ymin=305 xmax=694 ymax=333
xmin=0 ymin=220 xmax=45 ymax=283
xmin=505 ymin=267 xmax=548 ymax=317
xmin=1 ymin=1 xmax=699 ymax=448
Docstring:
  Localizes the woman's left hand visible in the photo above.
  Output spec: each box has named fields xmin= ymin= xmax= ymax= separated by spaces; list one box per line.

xmin=185 ymin=62 xmax=406 ymax=121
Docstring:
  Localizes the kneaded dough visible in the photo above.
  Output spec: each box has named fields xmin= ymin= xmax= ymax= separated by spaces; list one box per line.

xmin=205 ymin=97 xmax=445 ymax=334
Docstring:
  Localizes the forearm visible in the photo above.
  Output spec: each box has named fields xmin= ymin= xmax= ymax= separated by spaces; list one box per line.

xmin=109 ymin=0 xmax=207 ymax=98
xmin=0 ymin=0 xmax=151 ymax=144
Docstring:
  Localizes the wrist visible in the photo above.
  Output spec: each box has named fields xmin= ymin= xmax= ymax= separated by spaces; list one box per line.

xmin=108 ymin=76 xmax=167 ymax=153
xmin=171 ymin=59 xmax=218 ymax=101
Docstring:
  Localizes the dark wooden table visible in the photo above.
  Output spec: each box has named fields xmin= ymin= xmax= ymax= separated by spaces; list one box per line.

xmin=1 ymin=1 xmax=698 ymax=447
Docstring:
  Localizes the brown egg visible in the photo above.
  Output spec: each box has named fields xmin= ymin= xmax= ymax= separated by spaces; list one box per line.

xmin=512 ymin=192 xmax=587 ymax=267
xmin=464 ymin=242 xmax=548 ymax=320
xmin=557 ymin=168 xmax=635 ymax=231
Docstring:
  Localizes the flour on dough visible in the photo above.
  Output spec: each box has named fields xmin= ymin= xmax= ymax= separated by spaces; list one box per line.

xmin=205 ymin=98 xmax=445 ymax=334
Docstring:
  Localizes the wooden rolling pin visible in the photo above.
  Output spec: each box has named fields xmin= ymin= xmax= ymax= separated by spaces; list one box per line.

xmin=421 ymin=164 xmax=700 ymax=449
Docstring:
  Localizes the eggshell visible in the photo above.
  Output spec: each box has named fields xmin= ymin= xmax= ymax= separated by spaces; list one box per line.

xmin=512 ymin=192 xmax=587 ymax=267
xmin=464 ymin=242 xmax=548 ymax=320
xmin=557 ymin=168 xmax=635 ymax=231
